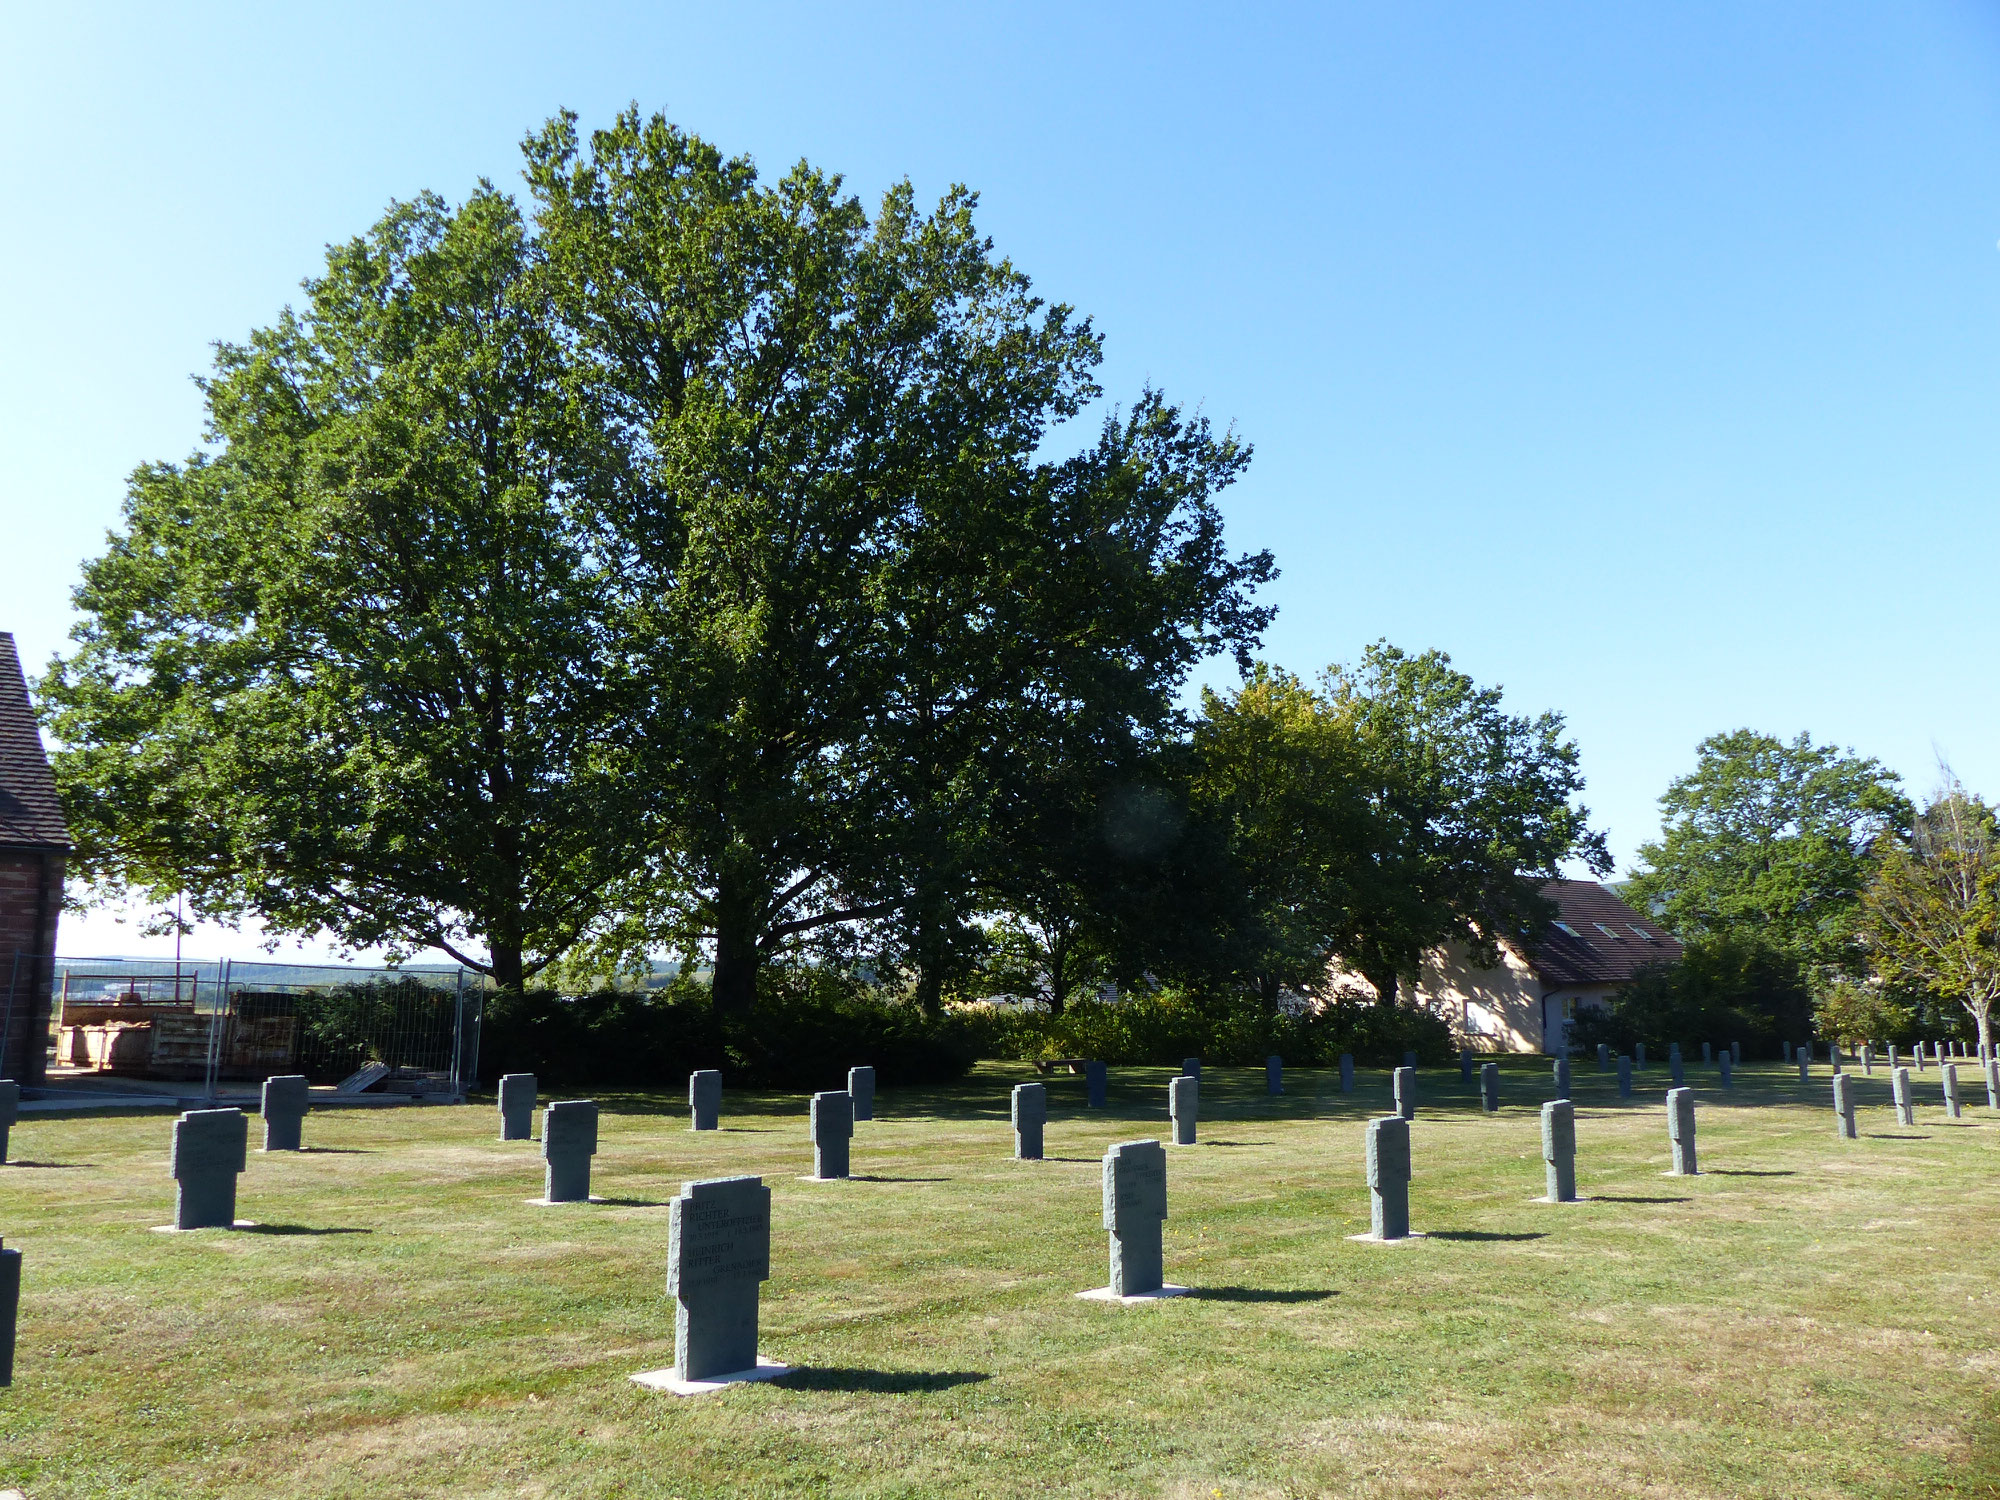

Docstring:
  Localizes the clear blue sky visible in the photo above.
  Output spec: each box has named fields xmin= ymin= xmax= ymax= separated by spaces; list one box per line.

xmin=6 ymin=2 xmax=1998 ymax=961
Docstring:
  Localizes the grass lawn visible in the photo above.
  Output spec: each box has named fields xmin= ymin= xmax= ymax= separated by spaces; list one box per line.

xmin=3 ymin=1056 xmax=1998 ymax=1499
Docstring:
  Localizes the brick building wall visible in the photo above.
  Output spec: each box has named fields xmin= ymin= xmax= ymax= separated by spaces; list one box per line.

xmin=0 ymin=846 xmax=61 ymax=1084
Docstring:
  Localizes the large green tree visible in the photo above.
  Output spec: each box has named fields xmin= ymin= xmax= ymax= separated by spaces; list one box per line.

xmin=524 ymin=108 xmax=1273 ymax=1017
xmin=1861 ymin=783 xmax=2000 ymax=1055
xmin=40 ymin=188 xmax=634 ymax=990
xmin=1627 ymin=730 xmax=1909 ymax=972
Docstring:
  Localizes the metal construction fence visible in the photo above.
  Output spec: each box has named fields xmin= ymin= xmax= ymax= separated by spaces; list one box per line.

xmin=45 ymin=956 xmax=485 ymax=1100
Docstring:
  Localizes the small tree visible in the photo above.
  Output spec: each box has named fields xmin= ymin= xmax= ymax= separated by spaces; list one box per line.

xmin=1861 ymin=781 xmax=2000 ymax=1055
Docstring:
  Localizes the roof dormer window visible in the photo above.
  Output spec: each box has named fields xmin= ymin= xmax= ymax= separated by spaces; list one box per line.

xmin=1552 ymin=921 xmax=1582 ymax=938
xmin=1629 ymin=925 xmax=1657 ymax=943
xmin=1594 ymin=923 xmax=1623 ymax=941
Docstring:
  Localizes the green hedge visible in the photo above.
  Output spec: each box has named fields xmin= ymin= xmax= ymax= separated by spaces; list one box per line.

xmin=980 ymin=989 xmax=1454 ymax=1070
xmin=477 ymin=971 xmax=982 ymax=1092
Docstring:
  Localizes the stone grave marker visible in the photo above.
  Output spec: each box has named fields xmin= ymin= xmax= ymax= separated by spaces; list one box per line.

xmin=1670 ymin=1053 xmax=1685 ymax=1088
xmin=1829 ymin=1041 xmax=1842 ymax=1070
xmin=1459 ymin=1050 xmax=1474 ymax=1085
xmin=260 ymin=1074 xmax=309 ymax=1152
xmin=1796 ymin=1047 xmax=1809 ymax=1083
xmin=1079 ymin=1138 xmax=1183 ymax=1301
xmin=1635 ymin=1043 xmax=1647 ymax=1069
xmin=1402 ymin=1050 xmax=1418 ymax=1071
xmin=1393 ymin=1065 xmax=1417 ymax=1121
xmin=1012 ymin=1083 xmax=1047 ymax=1160
xmin=1617 ymin=1056 xmax=1633 ymax=1099
xmin=1357 ymin=1115 xmax=1415 ymax=1242
xmin=1719 ymin=1051 xmax=1733 ymax=1088
xmin=1553 ymin=1056 xmax=1571 ymax=1101
xmin=631 ymin=1174 xmax=789 ymax=1393
xmin=169 ymin=1108 xmax=248 ymax=1230
xmin=1182 ymin=1057 xmax=1201 ymax=1082
xmin=1169 ymin=1075 xmax=1198 ymax=1146
xmin=1943 ymin=1064 xmax=1962 ymax=1120
xmin=1888 ymin=1043 xmax=1900 ymax=1072
xmin=498 ymin=1073 xmax=537 ymax=1141
xmin=1596 ymin=1043 xmax=1610 ymax=1069
xmin=0 ymin=1080 xmax=18 ymax=1165
xmin=1665 ymin=1087 xmax=1698 ymax=1176
xmin=0 ymin=1235 xmax=16 ymax=1386
xmin=1339 ymin=1054 xmax=1355 ymax=1093
xmin=808 ymin=1091 xmax=853 ymax=1181
xmin=1086 ymin=1061 xmax=1108 ymax=1108
xmin=1832 ymin=1074 xmax=1856 ymax=1140
xmin=1701 ymin=1042 xmax=1712 ymax=1063
xmin=1540 ymin=1100 xmax=1578 ymax=1203
xmin=1731 ymin=1041 xmax=1742 ymax=1064
xmin=1862 ymin=1044 xmax=1875 ymax=1076
xmin=1986 ymin=1058 xmax=1999 ymax=1111
xmin=1892 ymin=1067 xmax=1915 ymax=1126
xmin=541 ymin=1101 xmax=599 ymax=1204
xmin=847 ymin=1066 xmax=876 ymax=1122
xmin=1915 ymin=1043 xmax=1928 ymax=1074
xmin=689 ymin=1070 xmax=722 ymax=1132
xmin=1266 ymin=1055 xmax=1283 ymax=1096
xmin=1479 ymin=1062 xmax=1499 ymax=1113
xmin=1781 ymin=1039 xmax=1791 ymax=1063
xmin=1668 ymin=1043 xmax=1682 ymax=1066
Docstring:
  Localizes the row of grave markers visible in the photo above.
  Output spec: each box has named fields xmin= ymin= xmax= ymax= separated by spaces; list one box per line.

xmin=2 ymin=1048 xmax=1992 ymax=1394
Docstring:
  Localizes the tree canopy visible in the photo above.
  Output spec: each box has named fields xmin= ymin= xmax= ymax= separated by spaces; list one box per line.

xmin=1626 ymin=730 xmax=1909 ymax=976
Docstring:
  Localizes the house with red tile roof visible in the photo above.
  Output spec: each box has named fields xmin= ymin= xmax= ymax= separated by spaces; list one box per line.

xmin=0 ymin=632 xmax=69 ymax=1085
xmin=1375 ymin=879 xmax=1683 ymax=1055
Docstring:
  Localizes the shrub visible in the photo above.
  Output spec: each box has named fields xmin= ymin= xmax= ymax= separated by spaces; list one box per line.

xmin=476 ymin=967 xmax=981 ymax=1092
xmin=1567 ymin=934 xmax=1814 ymax=1054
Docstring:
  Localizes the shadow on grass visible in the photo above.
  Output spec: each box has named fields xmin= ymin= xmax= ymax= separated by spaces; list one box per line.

xmin=596 ymin=1197 xmax=670 ymax=1208
xmin=1197 ymin=1141 xmax=1273 ymax=1148
xmin=4 ymin=1161 xmax=92 ymax=1169
xmin=1426 ymin=1230 xmax=1547 ymax=1242
xmin=239 ymin=1224 xmax=372 ymax=1236
xmin=773 ymin=1368 xmax=989 ymax=1394
xmin=299 ymin=1147 xmax=373 ymax=1154
xmin=1593 ymin=1194 xmax=1692 ymax=1204
xmin=851 ymin=1175 xmax=949 ymax=1185
xmin=1704 ymin=1169 xmax=1794 ymax=1177
xmin=1185 ymin=1287 xmax=1338 ymax=1303
xmin=1864 ymin=1133 xmax=1932 ymax=1140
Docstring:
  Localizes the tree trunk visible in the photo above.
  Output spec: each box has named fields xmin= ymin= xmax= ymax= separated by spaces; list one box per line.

xmin=489 ymin=941 xmax=526 ymax=995
xmin=1364 ymin=968 xmax=1398 ymax=1007
xmin=710 ymin=876 xmax=761 ymax=1020
xmin=915 ymin=962 xmax=945 ymax=1019
xmin=1046 ymin=934 xmax=1070 ymax=1018
xmin=1256 ymin=973 xmax=1282 ymax=1015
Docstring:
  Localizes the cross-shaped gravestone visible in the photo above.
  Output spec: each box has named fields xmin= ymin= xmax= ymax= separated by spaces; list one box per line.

xmin=1364 ymin=1115 xmax=1413 ymax=1241
xmin=1553 ymin=1056 xmax=1571 ymax=1101
xmin=171 ymin=1108 xmax=248 ymax=1229
xmin=541 ymin=1100 xmax=599 ymax=1203
xmin=1540 ymin=1100 xmax=1577 ymax=1202
xmin=1266 ymin=1055 xmax=1283 ymax=1095
xmin=847 ymin=1067 xmax=876 ymax=1123
xmin=1479 ymin=1062 xmax=1499 ymax=1113
xmin=1943 ymin=1064 xmax=1962 ymax=1119
xmin=809 ymin=1091 xmax=853 ymax=1180
xmin=498 ymin=1073 xmax=537 ymax=1141
xmin=1085 ymin=1061 xmax=1108 ymax=1108
xmin=1097 ymin=1138 xmax=1173 ymax=1298
xmin=260 ymin=1074 xmax=309 ymax=1152
xmin=1617 ymin=1056 xmax=1633 ymax=1099
xmin=689 ymin=1070 xmax=722 ymax=1132
xmin=1891 ymin=1067 xmax=1915 ymax=1126
xmin=0 ymin=1079 xmax=18 ymax=1165
xmin=1169 ymin=1075 xmax=1198 ymax=1146
xmin=1665 ymin=1087 xmax=1697 ymax=1176
xmin=1339 ymin=1054 xmax=1354 ymax=1093
xmin=1012 ymin=1083 xmax=1047 ymax=1160
xmin=1832 ymin=1074 xmax=1856 ymax=1140
xmin=0 ymin=1235 xmax=17 ymax=1387
xmin=660 ymin=1175 xmax=779 ymax=1387
xmin=1392 ymin=1065 xmax=1418 ymax=1121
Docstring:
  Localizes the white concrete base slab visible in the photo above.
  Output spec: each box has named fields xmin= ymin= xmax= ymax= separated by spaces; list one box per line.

xmin=1345 ymin=1230 xmax=1426 ymax=1245
xmin=630 ymin=1357 xmax=794 ymax=1395
xmin=151 ymin=1221 xmax=257 ymax=1232
xmin=1661 ymin=1171 xmax=1702 ymax=1178
xmin=797 ymin=1175 xmax=848 ymax=1183
xmin=525 ymin=1196 xmax=608 ymax=1206
xmin=1530 ymin=1196 xmax=1592 ymax=1204
xmin=1074 ymin=1283 xmax=1192 ymax=1304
